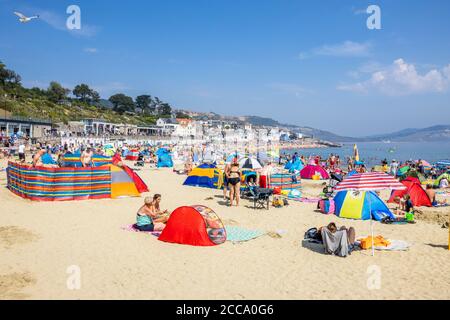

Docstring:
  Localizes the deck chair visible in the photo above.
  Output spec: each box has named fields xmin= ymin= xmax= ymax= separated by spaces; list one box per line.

xmin=248 ymin=187 xmax=272 ymax=210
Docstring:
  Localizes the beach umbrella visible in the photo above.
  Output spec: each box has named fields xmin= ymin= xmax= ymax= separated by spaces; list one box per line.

xmin=415 ymin=159 xmax=431 ymax=167
xmin=239 ymin=157 xmax=263 ymax=170
xmin=226 ymin=153 xmax=243 ymax=163
xmin=435 ymin=160 xmax=450 ymax=168
xmin=334 ymin=172 xmax=406 ymax=256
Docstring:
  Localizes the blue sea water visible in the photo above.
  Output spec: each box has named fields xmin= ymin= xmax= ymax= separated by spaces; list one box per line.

xmin=283 ymin=142 xmax=450 ymax=168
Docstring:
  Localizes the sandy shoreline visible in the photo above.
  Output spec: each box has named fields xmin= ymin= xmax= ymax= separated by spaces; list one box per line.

xmin=0 ymin=159 xmax=449 ymax=300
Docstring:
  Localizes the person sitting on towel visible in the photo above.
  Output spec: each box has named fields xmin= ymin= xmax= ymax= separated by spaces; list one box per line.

xmin=425 ymin=184 xmax=447 ymax=206
xmin=318 ymin=222 xmax=356 ymax=247
xmin=135 ymin=195 xmax=169 ymax=232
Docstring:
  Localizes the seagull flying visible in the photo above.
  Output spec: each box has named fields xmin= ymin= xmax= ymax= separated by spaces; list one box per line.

xmin=14 ymin=12 xmax=39 ymax=23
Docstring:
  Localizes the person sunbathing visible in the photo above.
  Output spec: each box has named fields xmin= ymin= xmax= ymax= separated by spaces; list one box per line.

xmin=425 ymin=184 xmax=447 ymax=206
xmin=318 ymin=222 xmax=356 ymax=246
xmin=135 ymin=195 xmax=169 ymax=232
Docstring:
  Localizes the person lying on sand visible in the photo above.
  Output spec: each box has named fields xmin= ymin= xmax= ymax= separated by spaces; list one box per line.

xmin=135 ymin=195 xmax=169 ymax=232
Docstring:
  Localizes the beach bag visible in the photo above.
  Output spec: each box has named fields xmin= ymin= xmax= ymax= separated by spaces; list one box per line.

xmin=304 ymin=227 xmax=322 ymax=243
xmin=273 ymin=187 xmax=282 ymax=195
xmin=272 ymin=197 xmax=284 ymax=208
xmin=318 ymin=199 xmax=335 ymax=214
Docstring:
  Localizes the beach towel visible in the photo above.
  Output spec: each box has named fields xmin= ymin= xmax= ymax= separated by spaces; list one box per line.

xmin=321 ymin=227 xmax=349 ymax=257
xmin=355 ymin=239 xmax=411 ymax=251
xmin=121 ymin=224 xmax=162 ymax=237
xmin=225 ymin=226 xmax=265 ymax=243
xmin=289 ymin=197 xmax=322 ymax=203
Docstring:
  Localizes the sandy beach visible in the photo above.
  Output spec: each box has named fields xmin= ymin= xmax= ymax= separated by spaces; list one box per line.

xmin=1 ymin=159 xmax=449 ymax=300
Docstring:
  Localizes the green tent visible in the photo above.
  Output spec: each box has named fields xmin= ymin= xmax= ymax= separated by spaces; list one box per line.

xmin=434 ymin=173 xmax=450 ymax=187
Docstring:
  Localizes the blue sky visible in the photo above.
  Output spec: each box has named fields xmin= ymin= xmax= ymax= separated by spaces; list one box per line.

xmin=1 ymin=0 xmax=449 ymax=136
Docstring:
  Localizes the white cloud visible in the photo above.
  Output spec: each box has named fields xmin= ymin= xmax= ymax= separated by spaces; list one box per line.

xmin=338 ymin=59 xmax=450 ymax=95
xmin=84 ymin=48 xmax=98 ymax=54
xmin=298 ymin=41 xmax=372 ymax=59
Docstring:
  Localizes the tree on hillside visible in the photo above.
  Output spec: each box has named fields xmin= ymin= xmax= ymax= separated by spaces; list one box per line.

xmin=73 ymin=84 xmax=100 ymax=103
xmin=108 ymin=93 xmax=135 ymax=114
xmin=135 ymin=95 xmax=152 ymax=114
xmin=175 ymin=111 xmax=190 ymax=119
xmin=0 ymin=61 xmax=22 ymax=90
xmin=91 ymin=90 xmax=100 ymax=103
xmin=47 ymin=81 xmax=70 ymax=103
xmin=159 ymin=102 xmax=172 ymax=116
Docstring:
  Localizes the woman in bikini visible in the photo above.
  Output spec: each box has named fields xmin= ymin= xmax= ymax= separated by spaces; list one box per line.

xmin=227 ymin=159 xmax=241 ymax=206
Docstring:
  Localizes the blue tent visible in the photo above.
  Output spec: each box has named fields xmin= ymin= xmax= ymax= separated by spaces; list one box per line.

xmin=183 ymin=163 xmax=220 ymax=188
xmin=288 ymin=160 xmax=304 ymax=173
xmin=334 ymin=190 xmax=395 ymax=221
xmin=156 ymin=148 xmax=173 ymax=168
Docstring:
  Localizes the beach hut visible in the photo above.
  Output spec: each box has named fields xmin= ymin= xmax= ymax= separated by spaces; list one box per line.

xmin=6 ymin=162 xmax=148 ymax=201
xmin=300 ymin=164 xmax=330 ymax=180
xmin=158 ymin=205 xmax=227 ymax=246
xmin=183 ymin=163 xmax=223 ymax=189
xmin=334 ymin=190 xmax=395 ymax=221
xmin=388 ymin=177 xmax=432 ymax=207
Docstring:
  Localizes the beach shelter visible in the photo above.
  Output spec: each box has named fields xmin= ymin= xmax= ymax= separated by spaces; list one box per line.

xmin=334 ymin=191 xmax=395 ymax=221
xmin=397 ymin=165 xmax=410 ymax=177
xmin=239 ymin=157 xmax=262 ymax=170
xmin=334 ymin=172 xmax=406 ymax=256
xmin=388 ymin=177 xmax=432 ymax=207
xmin=434 ymin=173 xmax=450 ymax=188
xmin=183 ymin=163 xmax=222 ymax=189
xmin=156 ymin=148 xmax=173 ymax=168
xmin=7 ymin=162 xmax=147 ymax=201
xmin=300 ymin=164 xmax=330 ymax=179
xmin=158 ymin=205 xmax=227 ymax=246
xmin=284 ymin=159 xmax=304 ymax=172
xmin=125 ymin=149 xmax=139 ymax=161
xmin=109 ymin=164 xmax=141 ymax=198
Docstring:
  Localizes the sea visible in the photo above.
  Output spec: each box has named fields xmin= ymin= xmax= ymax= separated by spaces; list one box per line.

xmin=282 ymin=141 xmax=450 ymax=168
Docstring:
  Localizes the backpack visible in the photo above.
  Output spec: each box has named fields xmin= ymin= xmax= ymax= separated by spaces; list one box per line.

xmin=304 ymin=227 xmax=322 ymax=243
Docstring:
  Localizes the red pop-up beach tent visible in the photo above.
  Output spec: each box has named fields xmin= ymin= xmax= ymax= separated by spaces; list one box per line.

xmin=388 ymin=176 xmax=432 ymax=207
xmin=158 ymin=205 xmax=226 ymax=246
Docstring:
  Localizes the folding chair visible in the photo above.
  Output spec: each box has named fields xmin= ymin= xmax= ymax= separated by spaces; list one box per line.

xmin=248 ymin=187 xmax=272 ymax=210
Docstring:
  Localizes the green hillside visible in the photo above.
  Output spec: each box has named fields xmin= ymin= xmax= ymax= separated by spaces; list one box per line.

xmin=0 ymin=60 xmax=176 ymax=126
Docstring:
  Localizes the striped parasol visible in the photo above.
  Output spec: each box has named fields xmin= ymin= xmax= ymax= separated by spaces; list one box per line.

xmin=334 ymin=172 xmax=406 ymax=256
xmin=335 ymin=172 xmax=406 ymax=192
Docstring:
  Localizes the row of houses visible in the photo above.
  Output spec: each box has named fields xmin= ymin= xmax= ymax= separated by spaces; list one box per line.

xmin=1 ymin=113 xmax=296 ymax=143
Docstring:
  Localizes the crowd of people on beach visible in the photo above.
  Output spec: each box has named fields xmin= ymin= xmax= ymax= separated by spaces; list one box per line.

xmin=2 ymin=134 xmax=449 ymax=256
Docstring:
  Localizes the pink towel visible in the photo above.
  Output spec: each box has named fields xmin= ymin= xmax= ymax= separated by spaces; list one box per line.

xmin=121 ymin=224 xmax=162 ymax=237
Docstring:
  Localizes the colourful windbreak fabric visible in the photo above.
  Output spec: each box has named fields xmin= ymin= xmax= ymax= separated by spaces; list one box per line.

xmin=7 ymin=162 xmax=111 ymax=201
xmin=62 ymin=152 xmax=113 ymax=167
